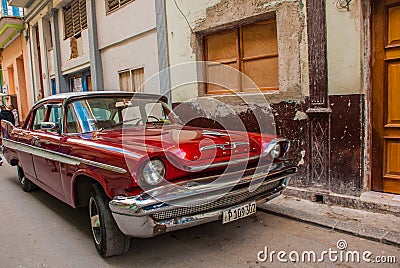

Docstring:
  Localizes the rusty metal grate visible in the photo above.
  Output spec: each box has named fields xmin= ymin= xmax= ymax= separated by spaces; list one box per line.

xmin=151 ymin=180 xmax=282 ymax=221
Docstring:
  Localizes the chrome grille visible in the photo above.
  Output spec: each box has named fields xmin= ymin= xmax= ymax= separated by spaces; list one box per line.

xmin=151 ymin=180 xmax=282 ymax=221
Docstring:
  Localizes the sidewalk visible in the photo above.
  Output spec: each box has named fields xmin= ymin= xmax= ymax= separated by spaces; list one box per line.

xmin=259 ymin=195 xmax=400 ymax=246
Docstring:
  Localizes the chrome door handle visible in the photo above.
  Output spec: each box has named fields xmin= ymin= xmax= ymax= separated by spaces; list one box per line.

xmin=32 ymin=136 xmax=40 ymax=147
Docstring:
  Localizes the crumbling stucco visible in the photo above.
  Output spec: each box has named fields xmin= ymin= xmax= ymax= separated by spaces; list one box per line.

xmin=166 ymin=0 xmax=308 ymax=104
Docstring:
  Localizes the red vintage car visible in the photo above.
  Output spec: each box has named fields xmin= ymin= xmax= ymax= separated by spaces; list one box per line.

xmin=1 ymin=91 xmax=296 ymax=257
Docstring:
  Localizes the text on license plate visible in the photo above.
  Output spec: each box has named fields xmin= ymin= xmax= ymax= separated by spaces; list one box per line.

xmin=222 ymin=202 xmax=256 ymax=224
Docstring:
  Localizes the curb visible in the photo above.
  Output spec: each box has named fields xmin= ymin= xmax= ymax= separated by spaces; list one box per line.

xmin=259 ymin=196 xmax=400 ymax=247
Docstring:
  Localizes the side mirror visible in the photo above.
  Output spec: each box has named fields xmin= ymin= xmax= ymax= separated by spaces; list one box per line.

xmin=40 ymin=122 xmax=57 ymax=131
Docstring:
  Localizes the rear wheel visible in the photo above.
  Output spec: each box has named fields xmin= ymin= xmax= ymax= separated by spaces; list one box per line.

xmin=89 ymin=184 xmax=130 ymax=257
xmin=17 ymin=166 xmax=38 ymax=192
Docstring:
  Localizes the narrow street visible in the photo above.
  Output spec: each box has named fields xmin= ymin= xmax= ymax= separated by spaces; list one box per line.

xmin=0 ymin=162 xmax=398 ymax=268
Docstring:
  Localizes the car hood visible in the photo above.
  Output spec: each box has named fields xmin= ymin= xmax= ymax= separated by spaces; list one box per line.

xmin=94 ymin=125 xmax=263 ymax=162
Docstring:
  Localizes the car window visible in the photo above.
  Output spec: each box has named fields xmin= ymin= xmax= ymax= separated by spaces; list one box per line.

xmin=145 ymin=103 xmax=164 ymax=119
xmin=33 ymin=106 xmax=46 ymax=130
xmin=121 ymin=106 xmax=141 ymax=125
xmin=66 ymin=105 xmax=82 ymax=133
xmin=47 ymin=106 xmax=62 ymax=133
xmin=65 ymin=97 xmax=177 ymax=133
xmin=92 ymin=108 xmax=113 ymax=122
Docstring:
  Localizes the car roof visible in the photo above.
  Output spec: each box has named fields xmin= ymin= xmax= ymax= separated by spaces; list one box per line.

xmin=39 ymin=91 xmax=167 ymax=103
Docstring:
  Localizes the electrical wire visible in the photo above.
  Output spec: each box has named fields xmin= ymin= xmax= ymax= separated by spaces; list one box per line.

xmin=173 ymin=0 xmax=194 ymax=33
xmin=336 ymin=0 xmax=352 ymax=11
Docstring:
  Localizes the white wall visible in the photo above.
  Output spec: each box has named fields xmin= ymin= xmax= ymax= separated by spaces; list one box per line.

xmin=165 ymin=0 xmax=220 ymax=102
xmin=96 ymin=0 xmax=156 ymax=49
xmin=96 ymin=0 xmax=160 ymax=93
xmin=326 ymin=0 xmax=363 ymax=95
xmin=101 ymin=30 xmax=160 ymax=93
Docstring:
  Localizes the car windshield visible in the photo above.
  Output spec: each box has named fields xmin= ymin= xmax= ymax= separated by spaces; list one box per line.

xmin=66 ymin=96 xmax=179 ymax=133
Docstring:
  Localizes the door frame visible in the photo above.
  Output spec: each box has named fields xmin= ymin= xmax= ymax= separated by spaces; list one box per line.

xmin=362 ymin=0 xmax=373 ymax=193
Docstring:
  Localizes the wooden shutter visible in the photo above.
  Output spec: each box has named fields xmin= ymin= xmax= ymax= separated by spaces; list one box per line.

xmin=64 ymin=0 xmax=87 ymax=39
xmin=119 ymin=71 xmax=131 ymax=91
xmin=205 ymin=29 xmax=239 ymax=94
xmin=80 ymin=0 xmax=87 ymax=30
xmin=107 ymin=0 xmax=119 ymax=13
xmin=120 ymin=0 xmax=132 ymax=6
xmin=64 ymin=5 xmax=73 ymax=38
xmin=204 ymin=18 xmax=279 ymax=94
xmin=242 ymin=20 xmax=279 ymax=92
xmin=132 ymin=68 xmax=144 ymax=92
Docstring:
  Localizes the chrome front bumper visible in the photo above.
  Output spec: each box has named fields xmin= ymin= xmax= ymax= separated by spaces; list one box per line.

xmin=109 ymin=165 xmax=297 ymax=238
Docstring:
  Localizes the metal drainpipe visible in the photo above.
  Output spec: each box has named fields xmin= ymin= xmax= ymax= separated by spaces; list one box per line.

xmin=87 ymin=0 xmax=104 ymax=91
xmin=25 ymin=21 xmax=36 ymax=103
xmin=155 ymin=0 xmax=172 ymax=106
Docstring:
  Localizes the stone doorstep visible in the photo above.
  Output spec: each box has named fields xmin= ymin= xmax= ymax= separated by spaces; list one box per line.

xmin=259 ymin=195 xmax=400 ymax=247
xmin=282 ymin=186 xmax=400 ymax=216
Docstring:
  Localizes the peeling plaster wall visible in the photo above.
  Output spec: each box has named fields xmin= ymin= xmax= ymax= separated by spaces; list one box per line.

xmin=166 ymin=0 xmax=368 ymax=197
xmin=165 ymin=0 xmax=309 ymax=103
xmin=326 ymin=0 xmax=363 ymax=95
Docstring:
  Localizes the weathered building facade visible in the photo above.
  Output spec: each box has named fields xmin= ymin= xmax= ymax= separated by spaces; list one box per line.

xmin=0 ymin=1 xmax=31 ymax=123
xmin=4 ymin=0 xmax=399 ymax=206
xmin=12 ymin=0 xmax=161 ymax=99
xmin=163 ymin=0 xmax=400 ymax=206
xmin=96 ymin=0 xmax=160 ymax=94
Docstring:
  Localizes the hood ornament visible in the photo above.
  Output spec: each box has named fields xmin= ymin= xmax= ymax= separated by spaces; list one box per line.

xmin=200 ymin=142 xmax=250 ymax=151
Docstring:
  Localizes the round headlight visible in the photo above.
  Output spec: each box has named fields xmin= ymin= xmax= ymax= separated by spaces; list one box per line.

xmin=270 ymin=143 xmax=281 ymax=159
xmin=141 ymin=159 xmax=166 ymax=186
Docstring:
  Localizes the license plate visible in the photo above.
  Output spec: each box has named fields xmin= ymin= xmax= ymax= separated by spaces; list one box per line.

xmin=222 ymin=202 xmax=256 ymax=224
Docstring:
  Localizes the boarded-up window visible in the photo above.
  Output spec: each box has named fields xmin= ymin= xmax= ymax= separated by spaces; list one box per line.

xmin=119 ymin=67 xmax=144 ymax=92
xmin=64 ymin=0 xmax=88 ymax=39
xmin=205 ymin=18 xmax=279 ymax=94
xmin=119 ymin=70 xmax=131 ymax=92
xmin=106 ymin=0 xmax=134 ymax=14
xmin=132 ymin=68 xmax=144 ymax=92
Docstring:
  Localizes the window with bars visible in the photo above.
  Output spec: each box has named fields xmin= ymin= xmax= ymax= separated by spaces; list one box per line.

xmin=106 ymin=0 xmax=134 ymax=14
xmin=64 ymin=0 xmax=87 ymax=39
xmin=204 ymin=18 xmax=279 ymax=94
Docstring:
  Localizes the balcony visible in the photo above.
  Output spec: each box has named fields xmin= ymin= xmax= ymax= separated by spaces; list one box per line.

xmin=7 ymin=0 xmax=33 ymax=8
xmin=0 ymin=3 xmax=24 ymax=48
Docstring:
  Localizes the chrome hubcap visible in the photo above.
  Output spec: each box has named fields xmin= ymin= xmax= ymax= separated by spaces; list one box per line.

xmin=89 ymin=197 xmax=101 ymax=245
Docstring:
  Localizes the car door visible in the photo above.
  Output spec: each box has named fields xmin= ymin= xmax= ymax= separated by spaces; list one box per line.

xmin=13 ymin=111 xmax=37 ymax=180
xmin=31 ymin=102 xmax=65 ymax=197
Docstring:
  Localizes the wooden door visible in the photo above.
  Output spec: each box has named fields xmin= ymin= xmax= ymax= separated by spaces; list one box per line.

xmin=372 ymin=0 xmax=400 ymax=194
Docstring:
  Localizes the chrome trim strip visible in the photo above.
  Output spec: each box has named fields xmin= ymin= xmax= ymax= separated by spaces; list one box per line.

xmin=69 ymin=138 xmax=142 ymax=159
xmin=2 ymin=138 xmax=127 ymax=174
xmin=200 ymin=142 xmax=250 ymax=152
xmin=202 ymin=130 xmax=228 ymax=137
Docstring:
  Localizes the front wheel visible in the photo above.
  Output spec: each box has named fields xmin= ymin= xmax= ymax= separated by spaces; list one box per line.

xmin=89 ymin=184 xmax=130 ymax=257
